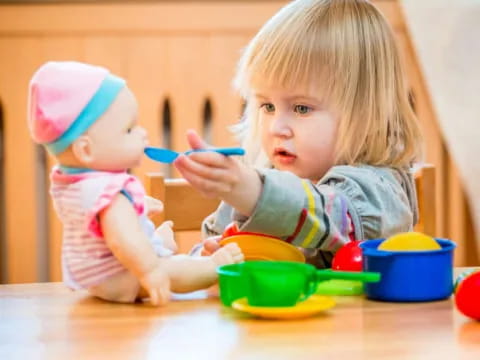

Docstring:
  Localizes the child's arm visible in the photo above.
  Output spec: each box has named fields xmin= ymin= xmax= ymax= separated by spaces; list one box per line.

xmin=100 ymin=193 xmax=170 ymax=306
xmin=175 ymin=133 xmax=415 ymax=254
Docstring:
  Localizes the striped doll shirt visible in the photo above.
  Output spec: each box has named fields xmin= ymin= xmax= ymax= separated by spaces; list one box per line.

xmin=50 ymin=167 xmax=170 ymax=290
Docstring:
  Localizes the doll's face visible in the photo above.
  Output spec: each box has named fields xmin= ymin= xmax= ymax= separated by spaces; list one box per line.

xmin=77 ymin=87 xmax=148 ymax=171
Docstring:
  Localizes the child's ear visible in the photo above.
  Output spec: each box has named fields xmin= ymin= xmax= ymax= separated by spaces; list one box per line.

xmin=71 ymin=135 xmax=95 ymax=165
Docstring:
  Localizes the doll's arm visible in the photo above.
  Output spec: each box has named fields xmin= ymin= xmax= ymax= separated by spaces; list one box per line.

xmin=100 ymin=194 xmax=170 ymax=306
xmin=144 ymin=195 xmax=164 ymax=218
xmin=155 ymin=220 xmax=178 ymax=253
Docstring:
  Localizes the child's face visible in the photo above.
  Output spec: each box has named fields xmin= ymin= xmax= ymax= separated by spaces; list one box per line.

xmin=83 ymin=87 xmax=148 ymax=171
xmin=255 ymin=84 xmax=338 ymax=181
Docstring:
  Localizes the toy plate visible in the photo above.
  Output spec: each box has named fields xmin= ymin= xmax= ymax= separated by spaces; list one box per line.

xmin=219 ymin=234 xmax=305 ymax=262
xmin=232 ymin=295 xmax=335 ymax=319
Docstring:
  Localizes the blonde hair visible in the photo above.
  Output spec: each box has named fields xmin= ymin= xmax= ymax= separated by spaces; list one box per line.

xmin=234 ymin=0 xmax=422 ymax=168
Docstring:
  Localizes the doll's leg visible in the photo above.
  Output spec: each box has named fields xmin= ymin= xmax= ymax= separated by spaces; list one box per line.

xmin=89 ymin=271 xmax=141 ymax=303
xmin=162 ymin=242 xmax=244 ymax=293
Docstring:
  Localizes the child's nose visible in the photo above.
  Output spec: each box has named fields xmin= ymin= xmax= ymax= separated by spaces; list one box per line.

xmin=270 ymin=114 xmax=293 ymax=137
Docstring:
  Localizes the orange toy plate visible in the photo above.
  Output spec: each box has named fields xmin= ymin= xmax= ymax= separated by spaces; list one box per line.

xmin=219 ymin=234 xmax=305 ymax=262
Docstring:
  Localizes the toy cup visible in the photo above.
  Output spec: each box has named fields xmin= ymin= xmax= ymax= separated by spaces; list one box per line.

xmin=244 ymin=261 xmax=317 ymax=307
xmin=217 ymin=261 xmax=380 ymax=307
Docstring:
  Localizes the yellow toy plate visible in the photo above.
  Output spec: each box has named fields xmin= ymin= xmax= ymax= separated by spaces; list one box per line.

xmin=219 ymin=234 xmax=305 ymax=262
xmin=232 ymin=295 xmax=335 ymax=320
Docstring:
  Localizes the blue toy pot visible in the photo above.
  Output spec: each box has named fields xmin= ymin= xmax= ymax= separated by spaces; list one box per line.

xmin=360 ymin=239 xmax=456 ymax=302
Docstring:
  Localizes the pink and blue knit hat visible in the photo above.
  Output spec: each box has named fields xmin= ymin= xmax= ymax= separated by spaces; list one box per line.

xmin=28 ymin=61 xmax=126 ymax=155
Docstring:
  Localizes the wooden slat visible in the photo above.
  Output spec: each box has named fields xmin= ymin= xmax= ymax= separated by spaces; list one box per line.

xmin=145 ymin=173 xmax=219 ymax=232
xmin=0 ymin=38 xmax=42 ymax=283
xmin=448 ymin=159 xmax=467 ymax=266
xmin=167 ymin=36 xmax=209 ymax=179
xmin=373 ymin=0 xmax=404 ymax=31
xmin=126 ymin=37 xmax=170 ymax=178
xmin=414 ymin=165 xmax=436 ymax=237
xmin=0 ymin=102 xmax=4 ymax=282
xmin=0 ymin=2 xmax=288 ymax=34
xmin=395 ymin=32 xmax=447 ymax=238
xmin=208 ymin=35 xmax=251 ymax=146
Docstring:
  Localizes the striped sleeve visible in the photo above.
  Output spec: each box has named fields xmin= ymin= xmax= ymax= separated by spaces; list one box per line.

xmin=236 ymin=169 xmax=353 ymax=252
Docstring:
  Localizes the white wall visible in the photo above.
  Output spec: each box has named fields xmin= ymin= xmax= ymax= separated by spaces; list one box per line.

xmin=401 ymin=0 xmax=480 ymax=237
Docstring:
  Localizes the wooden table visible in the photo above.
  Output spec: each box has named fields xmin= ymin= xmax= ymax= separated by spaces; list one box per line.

xmin=1 ymin=271 xmax=479 ymax=359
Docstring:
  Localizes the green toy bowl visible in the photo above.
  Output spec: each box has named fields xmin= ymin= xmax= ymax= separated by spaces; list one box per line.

xmin=217 ymin=263 xmax=247 ymax=306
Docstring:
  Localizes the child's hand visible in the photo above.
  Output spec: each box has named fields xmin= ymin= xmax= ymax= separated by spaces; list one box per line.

xmin=174 ymin=130 xmax=244 ymax=198
xmin=211 ymin=242 xmax=244 ymax=266
xmin=200 ymin=235 xmax=222 ymax=256
xmin=144 ymin=195 xmax=164 ymax=218
xmin=138 ymin=264 xmax=171 ymax=306
xmin=155 ymin=220 xmax=177 ymax=253
xmin=174 ymin=130 xmax=262 ymax=217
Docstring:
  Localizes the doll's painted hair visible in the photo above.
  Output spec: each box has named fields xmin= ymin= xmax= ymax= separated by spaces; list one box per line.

xmin=233 ymin=0 xmax=422 ymax=168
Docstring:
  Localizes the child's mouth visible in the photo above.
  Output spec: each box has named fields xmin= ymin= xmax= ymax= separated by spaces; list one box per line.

xmin=273 ymin=148 xmax=297 ymax=165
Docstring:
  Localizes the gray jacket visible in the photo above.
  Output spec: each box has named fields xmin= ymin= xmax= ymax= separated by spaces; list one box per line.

xmin=202 ymin=165 xmax=418 ymax=268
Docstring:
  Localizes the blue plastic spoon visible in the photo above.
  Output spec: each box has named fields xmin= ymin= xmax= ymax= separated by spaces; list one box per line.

xmin=144 ymin=146 xmax=245 ymax=163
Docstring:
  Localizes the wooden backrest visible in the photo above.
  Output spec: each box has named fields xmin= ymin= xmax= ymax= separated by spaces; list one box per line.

xmin=145 ymin=164 xmax=436 ymax=237
xmin=145 ymin=173 xmax=220 ymax=231
xmin=413 ymin=164 xmax=436 ymax=237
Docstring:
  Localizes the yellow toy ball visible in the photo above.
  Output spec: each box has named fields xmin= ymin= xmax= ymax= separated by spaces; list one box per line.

xmin=378 ymin=232 xmax=441 ymax=251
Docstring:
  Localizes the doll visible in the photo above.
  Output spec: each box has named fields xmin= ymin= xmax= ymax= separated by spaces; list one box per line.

xmin=27 ymin=61 xmax=243 ymax=305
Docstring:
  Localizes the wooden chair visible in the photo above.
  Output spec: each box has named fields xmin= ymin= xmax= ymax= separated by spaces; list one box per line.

xmin=145 ymin=174 xmax=220 ymax=253
xmin=413 ymin=164 xmax=436 ymax=237
xmin=145 ymin=165 xmax=437 ymax=252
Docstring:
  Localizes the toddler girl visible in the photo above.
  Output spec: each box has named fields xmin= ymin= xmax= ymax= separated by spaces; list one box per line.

xmin=175 ymin=0 xmax=423 ymax=267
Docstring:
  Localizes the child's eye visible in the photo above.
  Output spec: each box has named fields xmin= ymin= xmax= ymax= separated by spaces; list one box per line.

xmin=260 ymin=103 xmax=275 ymax=113
xmin=126 ymin=128 xmax=132 ymax=133
xmin=294 ymin=105 xmax=312 ymax=114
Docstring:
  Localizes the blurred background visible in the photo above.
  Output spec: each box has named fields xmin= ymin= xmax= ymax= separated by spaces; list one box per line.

xmin=0 ymin=0 xmax=478 ymax=284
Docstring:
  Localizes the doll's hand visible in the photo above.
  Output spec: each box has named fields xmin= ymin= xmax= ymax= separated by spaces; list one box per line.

xmin=144 ymin=196 xmax=164 ymax=218
xmin=155 ymin=220 xmax=177 ymax=253
xmin=211 ymin=242 xmax=244 ymax=266
xmin=139 ymin=264 xmax=171 ymax=306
